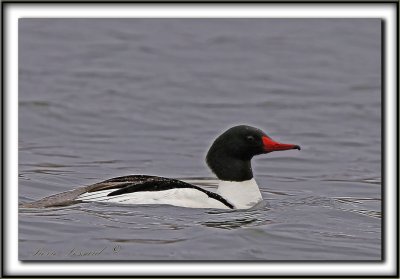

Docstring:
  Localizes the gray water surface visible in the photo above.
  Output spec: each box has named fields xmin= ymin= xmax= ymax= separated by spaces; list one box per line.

xmin=19 ymin=19 xmax=381 ymax=261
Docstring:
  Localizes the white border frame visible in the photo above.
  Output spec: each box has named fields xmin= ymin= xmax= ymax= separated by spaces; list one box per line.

xmin=4 ymin=3 xmax=398 ymax=277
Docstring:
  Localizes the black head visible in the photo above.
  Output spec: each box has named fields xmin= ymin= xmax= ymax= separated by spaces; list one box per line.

xmin=206 ymin=125 xmax=300 ymax=181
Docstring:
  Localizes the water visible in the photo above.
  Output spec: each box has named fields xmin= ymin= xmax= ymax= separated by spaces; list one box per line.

xmin=19 ymin=19 xmax=381 ymax=261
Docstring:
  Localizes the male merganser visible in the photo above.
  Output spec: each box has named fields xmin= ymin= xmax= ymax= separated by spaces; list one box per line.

xmin=21 ymin=125 xmax=300 ymax=209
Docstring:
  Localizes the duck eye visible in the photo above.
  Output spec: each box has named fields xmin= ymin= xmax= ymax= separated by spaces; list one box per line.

xmin=246 ymin=135 xmax=255 ymax=142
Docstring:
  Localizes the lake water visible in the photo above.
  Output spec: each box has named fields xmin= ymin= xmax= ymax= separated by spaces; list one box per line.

xmin=19 ymin=19 xmax=381 ymax=261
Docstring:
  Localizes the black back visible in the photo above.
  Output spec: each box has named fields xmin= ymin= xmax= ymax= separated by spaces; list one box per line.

xmin=106 ymin=177 xmax=234 ymax=209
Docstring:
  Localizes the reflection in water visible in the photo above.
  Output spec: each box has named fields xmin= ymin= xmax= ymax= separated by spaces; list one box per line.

xmin=202 ymin=204 xmax=272 ymax=230
xmin=202 ymin=218 xmax=273 ymax=230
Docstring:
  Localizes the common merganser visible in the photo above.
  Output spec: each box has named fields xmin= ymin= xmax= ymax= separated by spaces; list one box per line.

xmin=21 ymin=125 xmax=300 ymax=209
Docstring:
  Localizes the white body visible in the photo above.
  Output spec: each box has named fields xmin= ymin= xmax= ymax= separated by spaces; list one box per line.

xmin=217 ymin=178 xmax=263 ymax=209
xmin=76 ymin=178 xmax=263 ymax=210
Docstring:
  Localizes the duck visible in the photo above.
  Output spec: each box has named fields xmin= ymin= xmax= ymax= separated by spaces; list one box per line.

xmin=21 ymin=125 xmax=300 ymax=209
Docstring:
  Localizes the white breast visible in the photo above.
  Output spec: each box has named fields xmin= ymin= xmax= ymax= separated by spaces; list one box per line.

xmin=216 ymin=178 xmax=263 ymax=209
xmin=76 ymin=188 xmax=230 ymax=209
